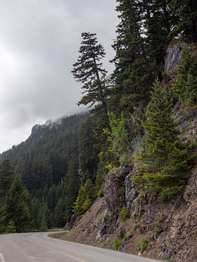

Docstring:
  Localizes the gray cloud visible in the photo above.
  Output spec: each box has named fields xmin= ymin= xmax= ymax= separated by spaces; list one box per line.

xmin=0 ymin=0 xmax=117 ymax=152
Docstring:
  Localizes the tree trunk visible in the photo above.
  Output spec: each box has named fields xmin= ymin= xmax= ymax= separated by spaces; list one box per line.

xmin=92 ymin=57 xmax=110 ymax=127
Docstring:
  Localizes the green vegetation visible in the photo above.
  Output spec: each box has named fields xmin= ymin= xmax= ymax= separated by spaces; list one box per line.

xmin=112 ymin=239 xmax=122 ymax=251
xmin=174 ymin=48 xmax=197 ymax=107
xmin=119 ymin=207 xmax=129 ymax=222
xmin=0 ymin=115 xmax=85 ymax=232
xmin=107 ymin=113 xmax=129 ymax=167
xmin=133 ymin=82 xmax=192 ymax=200
xmin=0 ymin=160 xmax=32 ymax=233
xmin=153 ymin=216 xmax=164 ymax=236
xmin=135 ymin=237 xmax=149 ymax=253
xmin=72 ymin=32 xmax=109 ymax=123
xmin=74 ymin=179 xmax=96 ymax=215
xmin=6 ymin=176 xmax=32 ymax=233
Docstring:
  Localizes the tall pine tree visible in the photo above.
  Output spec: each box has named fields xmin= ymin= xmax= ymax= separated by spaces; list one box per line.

xmin=0 ymin=160 xmax=14 ymax=200
xmin=6 ymin=176 xmax=32 ymax=232
xmin=111 ymin=0 xmax=152 ymax=115
xmin=175 ymin=0 xmax=197 ymax=42
xmin=133 ymin=82 xmax=191 ymax=200
xmin=143 ymin=0 xmax=176 ymax=77
xmin=72 ymin=32 xmax=109 ymax=120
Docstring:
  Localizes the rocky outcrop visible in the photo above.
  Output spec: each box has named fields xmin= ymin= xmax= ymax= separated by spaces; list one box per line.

xmin=158 ymin=169 xmax=197 ymax=262
xmin=174 ymin=104 xmax=197 ymax=141
xmin=164 ymin=43 xmax=184 ymax=73
xmin=125 ymin=173 xmax=137 ymax=209
xmin=104 ymin=167 xmax=130 ymax=215
xmin=64 ymin=163 xmax=197 ymax=262
xmin=184 ymin=168 xmax=197 ymax=202
xmin=65 ymin=198 xmax=108 ymax=244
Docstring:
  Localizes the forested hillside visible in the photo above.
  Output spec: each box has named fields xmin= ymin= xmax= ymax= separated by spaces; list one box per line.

xmin=0 ymin=114 xmax=93 ymax=230
xmin=0 ymin=0 xmax=196 ymax=261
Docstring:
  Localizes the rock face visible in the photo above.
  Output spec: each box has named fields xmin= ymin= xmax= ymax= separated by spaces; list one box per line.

xmin=184 ymin=168 xmax=197 ymax=203
xmin=164 ymin=43 xmax=183 ymax=73
xmin=104 ymin=167 xmax=130 ymax=215
xmin=174 ymin=105 xmax=197 ymax=141
xmin=95 ymin=209 xmax=113 ymax=238
xmin=159 ymin=170 xmax=197 ymax=262
xmin=125 ymin=173 xmax=137 ymax=209
xmin=65 ymin=198 xmax=108 ymax=244
xmin=65 ymin=167 xmax=197 ymax=262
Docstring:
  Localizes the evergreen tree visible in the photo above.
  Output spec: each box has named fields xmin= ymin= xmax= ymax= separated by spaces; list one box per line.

xmin=0 ymin=160 xmax=14 ymax=199
xmin=32 ymin=198 xmax=42 ymax=229
xmin=6 ymin=176 xmax=32 ymax=232
xmin=174 ymin=47 xmax=197 ymax=106
xmin=79 ymin=116 xmax=98 ymax=181
xmin=74 ymin=179 xmax=96 ymax=215
xmin=0 ymin=206 xmax=7 ymax=233
xmin=5 ymin=220 xmax=16 ymax=233
xmin=143 ymin=0 xmax=176 ymax=77
xmin=174 ymin=0 xmax=197 ymax=42
xmin=133 ymin=82 xmax=191 ymax=200
xmin=111 ymin=0 xmax=152 ymax=114
xmin=72 ymin=32 xmax=109 ymax=119
xmin=54 ymin=198 xmax=65 ymax=227
xmin=38 ymin=202 xmax=48 ymax=231
xmin=64 ymin=156 xmax=80 ymax=222
xmin=184 ymin=73 xmax=197 ymax=106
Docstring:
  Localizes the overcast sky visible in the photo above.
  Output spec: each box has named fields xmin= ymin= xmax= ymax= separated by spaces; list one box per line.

xmin=0 ymin=0 xmax=117 ymax=153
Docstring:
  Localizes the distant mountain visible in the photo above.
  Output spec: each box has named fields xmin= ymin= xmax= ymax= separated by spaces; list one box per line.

xmin=1 ymin=114 xmax=85 ymax=189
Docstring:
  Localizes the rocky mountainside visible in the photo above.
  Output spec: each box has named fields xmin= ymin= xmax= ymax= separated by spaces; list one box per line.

xmin=59 ymin=44 xmax=197 ymax=262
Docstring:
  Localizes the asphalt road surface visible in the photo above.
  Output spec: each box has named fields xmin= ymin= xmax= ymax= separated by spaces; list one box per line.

xmin=0 ymin=233 xmax=160 ymax=262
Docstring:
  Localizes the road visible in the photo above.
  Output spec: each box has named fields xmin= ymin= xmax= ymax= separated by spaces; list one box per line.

xmin=0 ymin=233 xmax=160 ymax=262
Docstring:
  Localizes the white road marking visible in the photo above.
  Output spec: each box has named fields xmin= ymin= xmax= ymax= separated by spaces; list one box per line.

xmin=0 ymin=253 xmax=5 ymax=262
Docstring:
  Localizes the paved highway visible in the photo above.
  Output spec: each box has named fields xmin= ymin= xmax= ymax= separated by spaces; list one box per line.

xmin=0 ymin=233 xmax=159 ymax=262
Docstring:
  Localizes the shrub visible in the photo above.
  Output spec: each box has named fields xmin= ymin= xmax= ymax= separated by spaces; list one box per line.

xmin=136 ymin=237 xmax=149 ymax=253
xmin=119 ymin=207 xmax=129 ymax=222
xmin=112 ymin=239 xmax=122 ymax=250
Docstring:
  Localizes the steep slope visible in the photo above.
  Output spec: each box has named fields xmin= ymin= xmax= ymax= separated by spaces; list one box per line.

xmin=58 ymin=43 xmax=197 ymax=262
xmin=64 ymin=110 xmax=197 ymax=262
